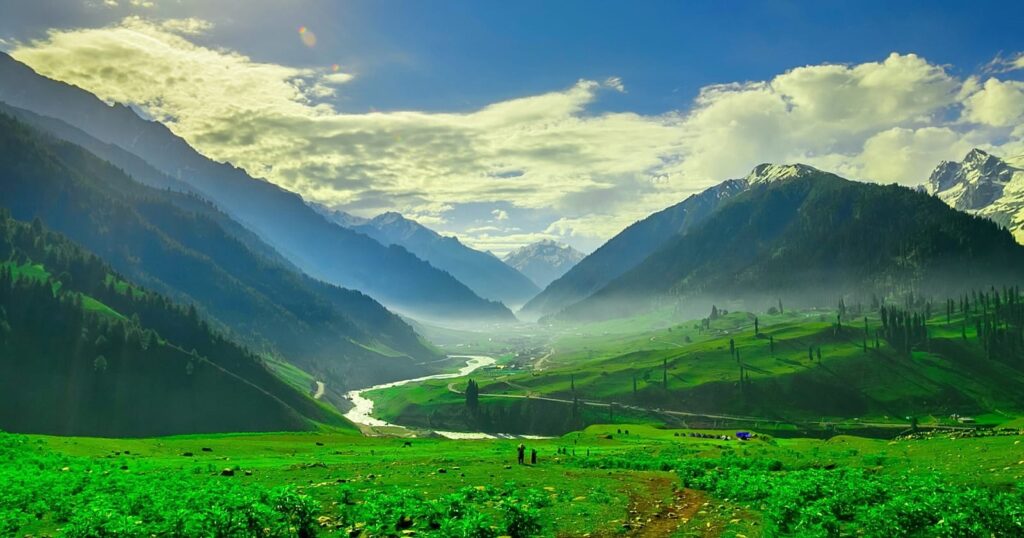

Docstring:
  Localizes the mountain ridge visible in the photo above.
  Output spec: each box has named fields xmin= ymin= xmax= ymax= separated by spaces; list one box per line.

xmin=561 ymin=167 xmax=1024 ymax=321
xmin=313 ymin=205 xmax=539 ymax=307
xmin=927 ymin=148 xmax=1024 ymax=244
xmin=519 ymin=178 xmax=748 ymax=319
xmin=0 ymin=52 xmax=513 ymax=322
xmin=503 ymin=240 xmax=584 ymax=290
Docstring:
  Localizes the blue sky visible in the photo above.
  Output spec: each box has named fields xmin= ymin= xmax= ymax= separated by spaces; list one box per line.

xmin=3 ymin=1 xmax=1024 ymax=253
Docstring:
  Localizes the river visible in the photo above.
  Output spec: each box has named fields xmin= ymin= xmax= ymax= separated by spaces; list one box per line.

xmin=343 ymin=355 xmax=549 ymax=439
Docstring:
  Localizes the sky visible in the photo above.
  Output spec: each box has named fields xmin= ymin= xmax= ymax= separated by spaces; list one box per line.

xmin=2 ymin=1 xmax=1024 ymax=255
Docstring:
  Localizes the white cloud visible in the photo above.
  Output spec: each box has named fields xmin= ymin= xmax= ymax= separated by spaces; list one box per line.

xmin=859 ymin=127 xmax=976 ymax=185
xmin=604 ymin=76 xmax=626 ymax=93
xmin=961 ymin=78 xmax=1024 ymax=127
xmin=11 ymin=23 xmax=1024 ymax=250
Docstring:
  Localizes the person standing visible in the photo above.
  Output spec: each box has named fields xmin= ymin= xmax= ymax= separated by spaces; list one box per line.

xmin=517 ymin=443 xmax=526 ymax=465
xmin=530 ymin=448 xmax=538 ymax=465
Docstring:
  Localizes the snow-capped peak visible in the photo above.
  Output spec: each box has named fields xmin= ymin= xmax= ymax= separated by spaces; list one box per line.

xmin=744 ymin=163 xmax=821 ymax=185
xmin=927 ymin=149 xmax=1022 ymax=211
xmin=503 ymin=240 xmax=585 ymax=289
xmin=926 ymin=148 xmax=1024 ymax=245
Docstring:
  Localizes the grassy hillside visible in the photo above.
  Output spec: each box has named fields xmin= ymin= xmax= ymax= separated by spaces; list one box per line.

xmin=373 ymin=298 xmax=1024 ymax=436
xmin=0 ymin=211 xmax=347 ymax=436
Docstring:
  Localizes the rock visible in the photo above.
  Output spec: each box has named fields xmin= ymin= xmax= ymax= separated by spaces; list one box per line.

xmin=181 ymin=452 xmax=194 ymax=457
xmin=201 ymin=447 xmax=213 ymax=452
xmin=221 ymin=468 xmax=235 ymax=476
xmin=244 ymin=470 xmax=253 ymax=476
xmin=119 ymin=465 xmax=129 ymax=471
xmin=437 ymin=468 xmax=447 ymax=474
xmin=366 ymin=473 xmax=376 ymax=480
xmin=316 ymin=442 xmax=324 ymax=446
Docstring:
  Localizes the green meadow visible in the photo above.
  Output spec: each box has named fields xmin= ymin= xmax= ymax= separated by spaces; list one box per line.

xmin=5 ymin=422 xmax=1023 ymax=537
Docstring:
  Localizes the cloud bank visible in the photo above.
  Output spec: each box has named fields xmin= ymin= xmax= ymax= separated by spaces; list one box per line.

xmin=10 ymin=17 xmax=1024 ymax=253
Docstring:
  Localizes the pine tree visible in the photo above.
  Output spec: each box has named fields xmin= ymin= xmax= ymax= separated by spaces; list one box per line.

xmin=465 ymin=379 xmax=479 ymax=410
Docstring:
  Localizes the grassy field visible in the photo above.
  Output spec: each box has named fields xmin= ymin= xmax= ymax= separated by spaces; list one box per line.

xmin=372 ymin=307 xmax=1024 ymax=435
xmin=5 ymin=423 xmax=1023 ymax=537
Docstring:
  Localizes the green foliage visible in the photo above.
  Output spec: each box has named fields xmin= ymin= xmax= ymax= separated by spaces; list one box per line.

xmin=578 ymin=449 xmax=1024 ymax=537
xmin=333 ymin=482 xmax=545 ymax=538
xmin=0 ymin=432 xmax=319 ymax=537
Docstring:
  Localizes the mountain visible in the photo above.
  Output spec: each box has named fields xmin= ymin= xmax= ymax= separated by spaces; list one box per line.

xmin=0 ymin=210 xmax=341 ymax=436
xmin=927 ymin=149 xmax=1024 ymax=244
xmin=502 ymin=240 xmax=585 ymax=290
xmin=315 ymin=206 xmax=540 ymax=307
xmin=0 ymin=111 xmax=442 ymax=396
xmin=519 ymin=178 xmax=747 ymax=319
xmin=562 ymin=165 xmax=1024 ymax=321
xmin=0 ymin=53 xmax=512 ymax=322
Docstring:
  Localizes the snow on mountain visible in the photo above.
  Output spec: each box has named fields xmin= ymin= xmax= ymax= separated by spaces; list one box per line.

xmin=745 ymin=163 xmax=822 ymax=185
xmin=927 ymin=149 xmax=1024 ymax=244
xmin=311 ymin=205 xmax=539 ymax=307
xmin=503 ymin=240 xmax=585 ymax=289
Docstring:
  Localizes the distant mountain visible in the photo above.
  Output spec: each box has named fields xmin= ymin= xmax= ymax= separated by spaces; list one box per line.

xmin=519 ymin=179 xmax=746 ymax=319
xmin=0 ymin=210 xmax=339 ymax=437
xmin=502 ymin=240 xmax=584 ymax=290
xmin=927 ymin=149 xmax=1024 ymax=244
xmin=0 ymin=53 xmax=512 ymax=322
xmin=562 ymin=165 xmax=1024 ymax=321
xmin=0 ymin=111 xmax=443 ymax=396
xmin=314 ymin=206 xmax=539 ymax=307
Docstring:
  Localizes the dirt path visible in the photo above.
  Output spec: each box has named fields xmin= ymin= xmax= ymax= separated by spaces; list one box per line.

xmin=624 ymin=476 xmax=709 ymax=537
xmin=533 ymin=349 xmax=554 ymax=371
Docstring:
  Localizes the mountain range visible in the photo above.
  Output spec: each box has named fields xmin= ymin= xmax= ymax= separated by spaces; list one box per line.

xmin=559 ymin=164 xmax=1024 ymax=321
xmin=520 ymin=177 xmax=747 ymax=319
xmin=927 ymin=148 xmax=1024 ymax=244
xmin=0 ymin=52 xmax=512 ymax=323
xmin=0 ymin=109 xmax=445 ymax=400
xmin=313 ymin=205 xmax=540 ymax=307
xmin=502 ymin=240 xmax=585 ymax=290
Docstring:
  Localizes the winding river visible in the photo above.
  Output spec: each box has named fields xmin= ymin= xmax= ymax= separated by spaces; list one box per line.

xmin=344 ymin=355 xmax=547 ymax=439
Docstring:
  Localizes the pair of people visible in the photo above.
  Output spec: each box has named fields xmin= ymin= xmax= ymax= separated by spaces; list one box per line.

xmin=516 ymin=443 xmax=538 ymax=465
